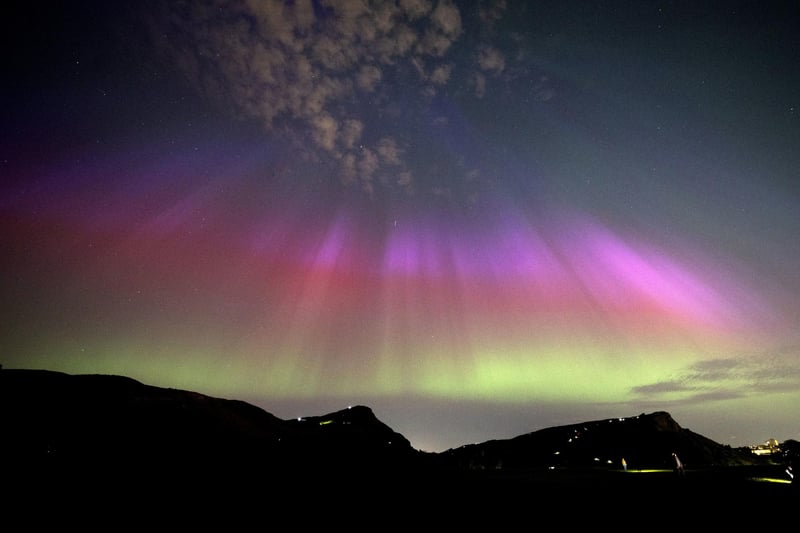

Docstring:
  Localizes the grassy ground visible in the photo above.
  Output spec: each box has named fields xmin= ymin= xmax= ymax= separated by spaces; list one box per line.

xmin=5 ymin=459 xmax=796 ymax=527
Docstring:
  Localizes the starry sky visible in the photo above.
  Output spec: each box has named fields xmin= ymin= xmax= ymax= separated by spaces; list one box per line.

xmin=2 ymin=0 xmax=799 ymax=452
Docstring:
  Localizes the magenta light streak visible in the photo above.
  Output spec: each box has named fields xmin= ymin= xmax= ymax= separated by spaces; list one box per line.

xmin=309 ymin=213 xmax=352 ymax=270
xmin=560 ymin=216 xmax=761 ymax=332
xmin=83 ymin=171 xmax=769 ymax=343
xmin=241 ymin=201 xmax=767 ymax=335
xmin=383 ymin=218 xmax=451 ymax=279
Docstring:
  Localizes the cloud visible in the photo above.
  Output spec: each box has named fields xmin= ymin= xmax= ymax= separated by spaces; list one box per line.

xmin=311 ymin=113 xmax=339 ymax=151
xmin=420 ymin=0 xmax=463 ymax=56
xmin=146 ymin=0 xmax=521 ymax=202
xmin=400 ymin=0 xmax=433 ymax=20
xmin=681 ymin=390 xmax=745 ymax=402
xmin=631 ymin=380 xmax=692 ymax=395
xmin=472 ymin=72 xmax=487 ymax=98
xmin=356 ymin=65 xmax=382 ymax=92
xmin=685 ymin=358 xmax=741 ymax=382
xmin=430 ymin=63 xmax=454 ymax=85
xmin=477 ymin=45 xmax=505 ymax=75
xmin=377 ymin=137 xmax=403 ymax=165
xmin=630 ymin=347 xmax=800 ymax=406
xmin=340 ymin=119 xmax=365 ymax=150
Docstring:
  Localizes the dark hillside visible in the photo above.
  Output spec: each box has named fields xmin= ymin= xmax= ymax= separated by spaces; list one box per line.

xmin=441 ymin=411 xmax=759 ymax=471
xmin=0 ymin=368 xmax=423 ymax=470
xmin=1 ymin=367 xmax=795 ymax=519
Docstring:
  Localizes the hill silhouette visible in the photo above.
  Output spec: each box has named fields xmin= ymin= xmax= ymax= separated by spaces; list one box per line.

xmin=441 ymin=410 xmax=757 ymax=471
xmin=1 ymin=368 xmax=796 ymax=522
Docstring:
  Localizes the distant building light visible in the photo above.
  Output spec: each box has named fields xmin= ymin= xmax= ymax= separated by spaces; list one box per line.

xmin=752 ymin=447 xmax=778 ymax=456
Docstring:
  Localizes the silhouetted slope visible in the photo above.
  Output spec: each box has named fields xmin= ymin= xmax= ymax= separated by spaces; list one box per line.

xmin=2 ymin=367 xmax=793 ymax=515
xmin=1 ymin=369 xmax=284 ymax=468
xmin=0 ymin=369 xmax=423 ymax=481
xmin=441 ymin=411 xmax=759 ymax=471
xmin=280 ymin=405 xmax=419 ymax=472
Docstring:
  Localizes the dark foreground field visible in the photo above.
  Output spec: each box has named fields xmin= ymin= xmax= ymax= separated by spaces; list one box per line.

xmin=421 ymin=463 xmax=797 ymax=501
xmin=6 ymin=460 xmax=796 ymax=528
xmin=2 ymin=370 xmax=795 ymax=526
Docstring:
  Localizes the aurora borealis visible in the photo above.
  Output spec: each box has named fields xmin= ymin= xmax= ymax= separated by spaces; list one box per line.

xmin=2 ymin=1 xmax=799 ymax=452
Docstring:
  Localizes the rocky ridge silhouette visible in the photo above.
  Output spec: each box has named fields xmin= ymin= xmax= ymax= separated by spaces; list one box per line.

xmin=1 ymin=367 xmax=796 ymax=515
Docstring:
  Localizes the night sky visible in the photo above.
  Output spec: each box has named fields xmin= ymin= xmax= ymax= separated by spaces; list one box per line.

xmin=2 ymin=0 xmax=799 ymax=452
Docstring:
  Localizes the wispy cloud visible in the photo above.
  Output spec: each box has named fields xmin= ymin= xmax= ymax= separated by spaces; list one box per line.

xmin=146 ymin=0 xmax=515 ymax=201
xmin=630 ymin=346 xmax=800 ymax=406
